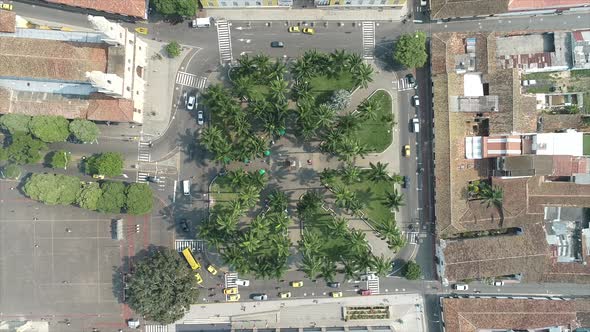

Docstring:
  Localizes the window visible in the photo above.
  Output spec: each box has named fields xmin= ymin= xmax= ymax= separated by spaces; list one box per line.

xmin=221 ymin=1 xmax=227 ymax=5
xmin=267 ymin=0 xmax=273 ymax=5
xmin=346 ymin=0 xmax=351 ymax=4
xmin=256 ymin=1 xmax=261 ymax=4
xmin=381 ymin=0 xmax=386 ymax=3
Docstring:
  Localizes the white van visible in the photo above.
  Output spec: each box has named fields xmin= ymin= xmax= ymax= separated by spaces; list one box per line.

xmin=420 ymin=0 xmax=427 ymax=6
xmin=192 ymin=17 xmax=211 ymax=28
xmin=454 ymin=283 xmax=468 ymax=291
xmin=182 ymin=180 xmax=190 ymax=196
xmin=412 ymin=117 xmax=420 ymax=133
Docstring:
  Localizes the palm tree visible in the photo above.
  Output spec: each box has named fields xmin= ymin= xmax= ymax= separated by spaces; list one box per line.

xmin=269 ymin=78 xmax=289 ymax=104
xmin=236 ymin=54 xmax=256 ymax=76
xmin=370 ymin=254 xmax=392 ymax=277
xmin=268 ymin=61 xmax=287 ymax=81
xmin=354 ymin=62 xmax=374 ymax=88
xmin=367 ymin=162 xmax=390 ymax=183
xmin=240 ymin=231 xmax=262 ymax=254
xmin=291 ymin=58 xmax=313 ymax=82
xmin=330 ymin=49 xmax=349 ymax=73
xmin=319 ymin=168 xmax=338 ymax=188
xmin=239 ymin=185 xmax=260 ymax=208
xmin=334 ymin=185 xmax=354 ymax=209
xmin=273 ymin=236 xmax=291 ymax=258
xmin=228 ymin=200 xmax=244 ymax=217
xmin=228 ymin=169 xmax=247 ymax=189
xmin=233 ymin=76 xmax=254 ymax=101
xmin=213 ymin=140 xmax=233 ymax=164
xmin=384 ymin=189 xmax=405 ymax=212
xmin=348 ymin=229 xmax=368 ymax=254
xmin=215 ymin=213 xmax=238 ymax=235
xmin=232 ymin=113 xmax=252 ymax=138
xmin=341 ymin=164 xmax=361 ymax=184
xmin=348 ymin=196 xmax=364 ymax=216
xmin=327 ymin=217 xmax=349 ymax=237
xmin=297 ymin=191 xmax=322 ymax=219
xmin=300 ymin=228 xmax=323 ymax=254
xmin=247 ymin=170 xmax=267 ymax=189
xmin=321 ymin=130 xmax=342 ymax=154
xmin=221 ymin=245 xmax=247 ymax=270
xmin=320 ymin=259 xmax=337 ymax=282
xmin=358 ymin=98 xmax=380 ymax=121
xmin=268 ymin=190 xmax=289 ymax=212
xmin=336 ymin=114 xmax=361 ymax=135
xmin=390 ymin=173 xmax=405 ymax=185
xmin=202 ymin=84 xmax=228 ymax=108
xmin=300 ymin=253 xmax=322 ymax=280
xmin=347 ymin=53 xmax=363 ymax=72
xmin=342 ymin=259 xmax=361 ymax=280
xmin=201 ymin=125 xmax=224 ymax=151
xmin=480 ymin=185 xmax=503 ymax=208
xmin=315 ymin=104 xmax=336 ymax=128
xmin=293 ymin=81 xmax=313 ymax=101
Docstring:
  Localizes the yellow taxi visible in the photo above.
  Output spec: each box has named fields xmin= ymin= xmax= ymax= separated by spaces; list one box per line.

xmin=228 ymin=294 xmax=241 ymax=302
xmin=403 ymin=145 xmax=411 ymax=157
xmin=302 ymin=28 xmax=315 ymax=35
xmin=207 ymin=265 xmax=218 ymax=275
xmin=288 ymin=26 xmax=300 ymax=33
xmin=290 ymin=281 xmax=303 ymax=288
xmin=279 ymin=291 xmax=292 ymax=298
xmin=134 ymin=27 xmax=148 ymax=35
xmin=330 ymin=291 xmax=343 ymax=298
xmin=224 ymin=287 xmax=238 ymax=295
xmin=0 ymin=3 xmax=13 ymax=10
xmin=92 ymin=174 xmax=105 ymax=179
xmin=194 ymin=273 xmax=203 ymax=285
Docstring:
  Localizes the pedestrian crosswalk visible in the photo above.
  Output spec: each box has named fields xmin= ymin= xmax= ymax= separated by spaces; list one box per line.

xmin=225 ymin=272 xmax=238 ymax=288
xmin=216 ymin=19 xmax=233 ymax=63
xmin=176 ymin=71 xmax=208 ymax=89
xmin=175 ymin=239 xmax=206 ymax=253
xmin=361 ymin=21 xmax=375 ymax=60
xmin=407 ymin=231 xmax=419 ymax=244
xmin=393 ymin=77 xmax=416 ymax=91
xmin=367 ymin=274 xmax=380 ymax=294
xmin=144 ymin=325 xmax=168 ymax=332
xmin=138 ymin=140 xmax=151 ymax=163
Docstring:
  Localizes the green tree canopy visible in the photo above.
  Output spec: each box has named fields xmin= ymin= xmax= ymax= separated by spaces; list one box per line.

xmin=24 ymin=173 xmax=81 ymax=205
xmin=153 ymin=0 xmax=196 ymax=16
xmin=127 ymin=248 xmax=199 ymax=324
xmin=402 ymin=260 xmax=422 ymax=280
xmin=125 ymin=183 xmax=153 ymax=215
xmin=393 ymin=31 xmax=428 ymax=69
xmin=6 ymin=134 xmax=47 ymax=165
xmin=50 ymin=150 xmax=70 ymax=169
xmin=77 ymin=182 xmax=102 ymax=211
xmin=29 ymin=115 xmax=70 ymax=143
xmin=69 ymin=119 xmax=99 ymax=143
xmin=2 ymin=164 xmax=22 ymax=179
xmin=86 ymin=152 xmax=124 ymax=177
xmin=97 ymin=181 xmax=126 ymax=213
xmin=0 ymin=114 xmax=31 ymax=134
xmin=165 ymin=41 xmax=182 ymax=58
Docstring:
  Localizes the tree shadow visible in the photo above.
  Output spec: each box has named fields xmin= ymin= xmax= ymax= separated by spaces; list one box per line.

xmin=375 ymin=39 xmax=406 ymax=72
xmin=297 ymin=168 xmax=318 ymax=186
xmin=355 ymin=187 xmax=376 ymax=205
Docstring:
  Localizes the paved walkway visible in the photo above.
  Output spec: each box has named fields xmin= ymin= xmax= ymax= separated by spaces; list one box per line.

xmin=204 ymin=7 xmax=408 ymax=21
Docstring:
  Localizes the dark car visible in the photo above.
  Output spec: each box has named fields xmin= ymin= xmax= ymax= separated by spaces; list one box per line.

xmin=327 ymin=282 xmax=341 ymax=288
xmin=402 ymin=176 xmax=410 ymax=189
xmin=406 ymin=73 xmax=416 ymax=85
xmin=180 ymin=219 xmax=190 ymax=232
xmin=270 ymin=41 xmax=284 ymax=48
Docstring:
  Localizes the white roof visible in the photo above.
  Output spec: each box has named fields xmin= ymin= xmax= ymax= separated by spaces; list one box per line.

xmin=463 ymin=73 xmax=484 ymax=97
xmin=532 ymin=131 xmax=583 ymax=156
xmin=465 ymin=136 xmax=483 ymax=159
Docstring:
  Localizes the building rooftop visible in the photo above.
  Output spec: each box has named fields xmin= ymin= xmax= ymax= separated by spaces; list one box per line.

xmin=0 ymin=10 xmax=15 ymax=33
xmin=509 ymin=0 xmax=590 ymax=11
xmin=441 ymin=297 xmax=590 ymax=332
xmin=0 ymin=37 xmax=108 ymax=82
xmin=45 ymin=0 xmax=147 ymax=18
xmin=430 ymin=0 xmax=509 ymax=19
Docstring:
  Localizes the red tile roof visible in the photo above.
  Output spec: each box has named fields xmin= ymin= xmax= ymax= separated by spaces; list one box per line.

xmin=0 ymin=10 xmax=15 ymax=33
xmin=45 ymin=0 xmax=147 ymax=18
xmin=509 ymin=0 xmax=590 ymax=10
xmin=85 ymin=94 xmax=135 ymax=122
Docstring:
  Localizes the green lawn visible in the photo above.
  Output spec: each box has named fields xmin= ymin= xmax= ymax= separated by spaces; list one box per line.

xmin=522 ymin=71 xmax=560 ymax=80
xmin=250 ymin=84 xmax=270 ymax=100
xmin=332 ymin=172 xmax=396 ymax=225
xmin=309 ymin=72 xmax=357 ymax=104
xmin=355 ymin=90 xmax=393 ymax=153
xmin=303 ymin=211 xmax=350 ymax=261
xmin=571 ymin=69 xmax=590 ymax=78
xmin=583 ymin=134 xmax=590 ymax=156
xmin=210 ymin=175 xmax=238 ymax=209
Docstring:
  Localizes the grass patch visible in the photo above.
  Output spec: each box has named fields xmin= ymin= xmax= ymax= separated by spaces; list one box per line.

xmin=584 ymin=134 xmax=590 ymax=156
xmin=525 ymin=86 xmax=554 ymax=94
xmin=355 ymin=90 xmax=393 ymax=153
xmin=571 ymin=69 xmax=590 ymax=78
xmin=332 ymin=171 xmax=395 ymax=224
xmin=522 ymin=71 xmax=560 ymax=80
xmin=210 ymin=175 xmax=238 ymax=209
xmin=250 ymin=84 xmax=270 ymax=100
xmin=309 ymin=72 xmax=356 ymax=104
xmin=303 ymin=211 xmax=352 ymax=261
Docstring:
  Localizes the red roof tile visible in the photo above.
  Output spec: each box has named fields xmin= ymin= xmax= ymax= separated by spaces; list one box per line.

xmin=45 ymin=0 xmax=147 ymax=18
xmin=509 ymin=0 xmax=590 ymax=10
xmin=85 ymin=94 xmax=135 ymax=122
xmin=0 ymin=10 xmax=15 ymax=33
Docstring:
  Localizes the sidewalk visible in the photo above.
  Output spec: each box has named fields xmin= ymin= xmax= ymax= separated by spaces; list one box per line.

xmin=204 ymin=7 xmax=407 ymax=21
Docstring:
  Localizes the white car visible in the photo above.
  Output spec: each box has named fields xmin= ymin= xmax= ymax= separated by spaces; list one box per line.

xmin=187 ymin=95 xmax=196 ymax=110
xmin=412 ymin=117 xmax=420 ymax=133
xmin=412 ymin=95 xmax=420 ymax=107
xmin=197 ymin=110 xmax=204 ymax=125
xmin=494 ymin=280 xmax=504 ymax=286
xmin=236 ymin=279 xmax=250 ymax=286
xmin=454 ymin=283 xmax=468 ymax=291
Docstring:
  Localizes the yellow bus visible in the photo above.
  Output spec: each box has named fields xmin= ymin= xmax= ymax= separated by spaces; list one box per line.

xmin=181 ymin=248 xmax=201 ymax=270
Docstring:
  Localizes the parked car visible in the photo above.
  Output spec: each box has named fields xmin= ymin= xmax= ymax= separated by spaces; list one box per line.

xmin=331 ymin=291 xmax=343 ymax=298
xmin=194 ymin=273 xmax=203 ymax=284
xmin=224 ymin=287 xmax=238 ymax=295
xmin=454 ymin=284 xmax=468 ymax=291
xmin=403 ymin=144 xmax=411 ymax=157
xmin=187 ymin=95 xmax=196 ymax=110
xmin=207 ymin=265 xmax=218 ymax=275
xmin=92 ymin=174 xmax=105 ymax=179
xmin=360 ymin=289 xmax=372 ymax=296
xmin=0 ymin=3 xmax=13 ymax=10
xmin=412 ymin=117 xmax=420 ymax=133
xmin=402 ymin=176 xmax=410 ymax=189
xmin=302 ymin=28 xmax=315 ymax=35
xmin=420 ymin=0 xmax=427 ymax=6
xmin=146 ymin=176 xmax=158 ymax=183
xmin=252 ymin=293 xmax=268 ymax=301
xmin=180 ymin=219 xmax=190 ymax=233
xmin=270 ymin=41 xmax=284 ymax=48
xmin=288 ymin=26 xmax=300 ymax=33
xmin=228 ymin=294 xmax=240 ymax=302
xmin=494 ymin=280 xmax=504 ymax=286
xmin=197 ymin=110 xmax=204 ymax=125
xmin=412 ymin=95 xmax=420 ymax=107
xmin=279 ymin=291 xmax=292 ymax=298
xmin=236 ymin=279 xmax=250 ymax=286
xmin=290 ymin=281 xmax=303 ymax=288
xmin=406 ymin=73 xmax=416 ymax=86
xmin=327 ymin=282 xmax=340 ymax=288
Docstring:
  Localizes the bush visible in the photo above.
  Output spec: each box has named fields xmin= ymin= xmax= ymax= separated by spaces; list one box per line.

xmin=86 ymin=152 xmax=124 ymax=177
xmin=0 ymin=114 xmax=31 ymax=134
xmin=152 ymin=0 xmax=196 ymax=17
xmin=29 ymin=115 xmax=70 ymax=143
xmin=402 ymin=260 xmax=422 ymax=280
xmin=165 ymin=41 xmax=181 ymax=58
xmin=69 ymin=119 xmax=99 ymax=143
xmin=2 ymin=164 xmax=22 ymax=179
xmin=393 ymin=31 xmax=428 ymax=69
xmin=327 ymin=89 xmax=351 ymax=111
xmin=77 ymin=182 xmax=102 ymax=211
xmin=23 ymin=173 xmax=81 ymax=205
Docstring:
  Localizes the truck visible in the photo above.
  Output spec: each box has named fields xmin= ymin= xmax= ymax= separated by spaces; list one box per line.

xmin=182 ymin=180 xmax=190 ymax=196
xmin=192 ymin=17 xmax=211 ymax=28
